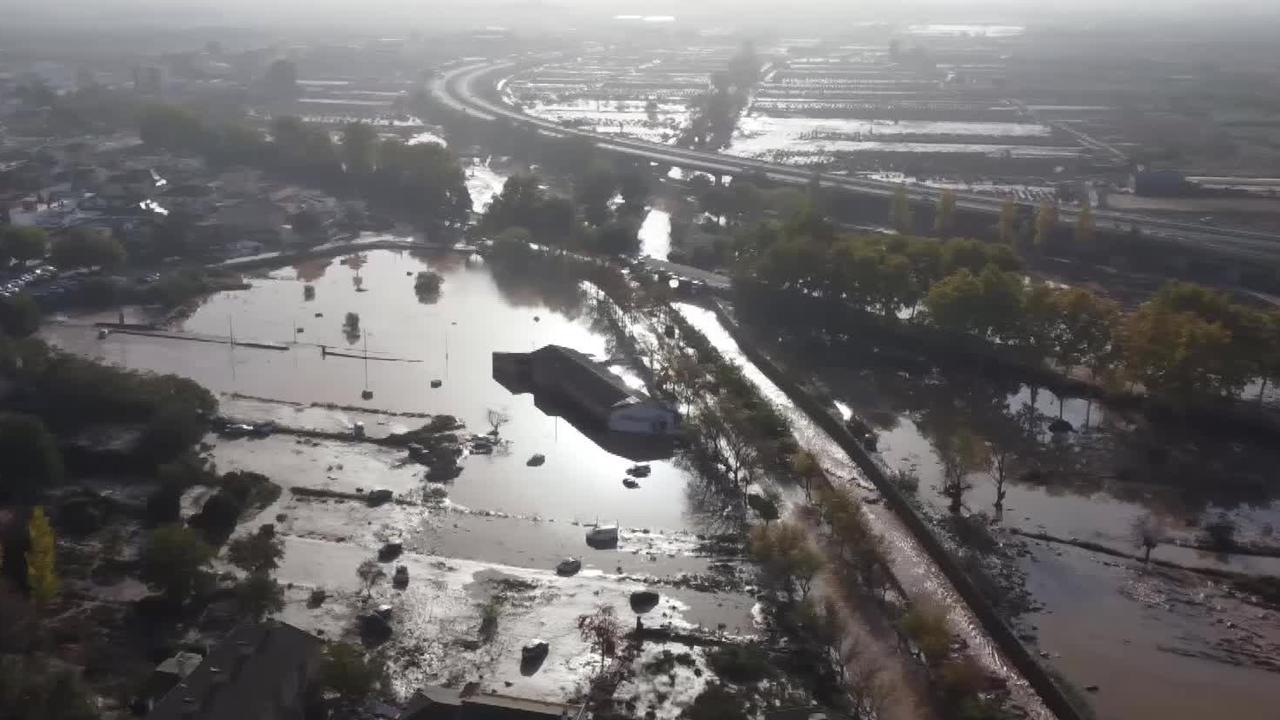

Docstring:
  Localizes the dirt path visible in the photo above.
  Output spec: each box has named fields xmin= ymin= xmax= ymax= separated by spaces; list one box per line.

xmin=798 ymin=511 xmax=939 ymax=720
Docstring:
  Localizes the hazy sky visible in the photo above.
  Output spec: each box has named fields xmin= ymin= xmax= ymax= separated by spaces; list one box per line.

xmin=7 ymin=0 xmax=1278 ymax=32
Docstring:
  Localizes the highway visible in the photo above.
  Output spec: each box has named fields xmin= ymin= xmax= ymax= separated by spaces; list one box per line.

xmin=435 ymin=60 xmax=1280 ymax=265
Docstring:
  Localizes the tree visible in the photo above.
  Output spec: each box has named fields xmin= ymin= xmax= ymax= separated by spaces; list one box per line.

xmin=934 ymin=190 xmax=957 ymax=236
xmin=25 ymin=508 xmax=58 ymax=610
xmin=576 ymin=604 xmax=623 ymax=673
xmin=343 ymin=312 xmax=361 ymax=344
xmin=1033 ymin=201 xmax=1058 ymax=248
xmin=50 ymin=227 xmax=125 ymax=269
xmin=1131 ymin=513 xmax=1166 ymax=563
xmin=1074 ymin=203 xmax=1096 ymax=253
xmin=236 ymin=573 xmax=284 ymax=620
xmin=997 ymin=198 xmax=1016 ymax=245
xmin=319 ymin=642 xmax=380 ymax=704
xmin=749 ymin=521 xmax=824 ymax=599
xmin=0 ymin=413 xmax=64 ymax=503
xmin=1121 ymin=304 xmax=1243 ymax=403
xmin=485 ymin=409 xmax=510 ymax=436
xmin=790 ymin=449 xmax=822 ymax=500
xmin=226 ymin=527 xmax=284 ymax=574
xmin=341 ymin=122 xmax=378 ymax=176
xmin=1052 ymin=288 xmax=1119 ymax=377
xmin=900 ymin=601 xmax=952 ymax=664
xmin=1 ymin=226 xmax=49 ymax=263
xmin=262 ymin=58 xmax=299 ymax=98
xmin=937 ymin=430 xmax=990 ymax=515
xmin=356 ymin=559 xmax=384 ymax=598
xmin=0 ymin=295 xmax=41 ymax=338
xmin=139 ymin=525 xmax=214 ymax=603
xmin=890 ymin=186 xmax=913 ymax=234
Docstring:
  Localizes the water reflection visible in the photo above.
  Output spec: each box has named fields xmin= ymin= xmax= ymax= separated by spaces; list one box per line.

xmin=42 ymin=248 xmax=710 ymax=533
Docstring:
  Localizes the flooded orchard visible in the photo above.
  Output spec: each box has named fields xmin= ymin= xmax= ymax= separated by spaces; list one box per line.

xmin=43 ymin=248 xmax=758 ymax=711
xmin=735 ymin=317 xmax=1280 ymax=720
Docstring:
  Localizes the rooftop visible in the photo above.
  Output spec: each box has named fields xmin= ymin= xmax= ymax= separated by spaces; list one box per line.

xmin=146 ymin=621 xmax=322 ymax=720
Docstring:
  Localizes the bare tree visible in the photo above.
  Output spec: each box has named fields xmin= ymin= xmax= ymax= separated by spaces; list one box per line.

xmin=938 ymin=430 xmax=991 ymax=515
xmin=485 ymin=409 xmax=510 ymax=436
xmin=356 ymin=559 xmax=384 ymax=598
xmin=576 ymin=605 xmax=623 ymax=673
xmin=1131 ymin=513 xmax=1167 ymax=563
xmin=988 ymin=443 xmax=1014 ymax=520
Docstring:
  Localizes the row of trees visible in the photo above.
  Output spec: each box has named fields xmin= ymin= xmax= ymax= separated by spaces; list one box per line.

xmin=480 ymin=173 xmax=644 ymax=255
xmin=139 ymin=105 xmax=472 ymax=227
xmin=738 ymin=213 xmax=1280 ymax=406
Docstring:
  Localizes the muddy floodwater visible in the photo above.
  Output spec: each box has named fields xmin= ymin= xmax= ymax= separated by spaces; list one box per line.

xmin=45 ymin=249 xmax=757 ymax=709
xmin=741 ymin=321 xmax=1280 ymax=720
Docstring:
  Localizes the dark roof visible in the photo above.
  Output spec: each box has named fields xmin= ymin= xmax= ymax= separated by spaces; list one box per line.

xmin=530 ymin=345 xmax=638 ymax=410
xmin=401 ymin=689 xmax=577 ymax=720
xmin=147 ymin=622 xmax=322 ymax=720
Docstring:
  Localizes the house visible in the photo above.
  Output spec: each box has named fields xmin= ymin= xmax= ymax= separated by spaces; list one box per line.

xmin=146 ymin=621 xmax=323 ymax=720
xmin=401 ymin=686 xmax=579 ymax=720
xmin=493 ymin=345 xmax=678 ymax=436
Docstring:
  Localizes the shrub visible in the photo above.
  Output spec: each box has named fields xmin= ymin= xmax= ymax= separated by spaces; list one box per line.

xmin=707 ymin=646 xmax=770 ymax=684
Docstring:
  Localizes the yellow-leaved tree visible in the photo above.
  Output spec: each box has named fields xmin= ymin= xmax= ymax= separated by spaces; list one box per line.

xmin=27 ymin=507 xmax=60 ymax=610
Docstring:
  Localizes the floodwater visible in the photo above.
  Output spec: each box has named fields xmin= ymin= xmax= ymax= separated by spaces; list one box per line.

xmin=638 ymin=208 xmax=672 ymax=260
xmin=45 ymin=249 xmax=761 ymax=705
xmin=48 ymin=249 xmax=701 ymax=531
xmin=728 ymin=115 xmax=1077 ymax=164
xmin=672 ymin=303 xmax=1053 ymax=719
xmin=750 ymin=325 xmax=1280 ymax=720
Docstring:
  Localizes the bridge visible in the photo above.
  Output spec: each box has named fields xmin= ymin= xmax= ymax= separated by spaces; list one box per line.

xmin=434 ymin=59 xmax=1280 ymax=269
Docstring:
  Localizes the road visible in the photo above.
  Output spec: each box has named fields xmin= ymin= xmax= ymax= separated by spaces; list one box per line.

xmin=435 ymin=60 xmax=1280 ymax=265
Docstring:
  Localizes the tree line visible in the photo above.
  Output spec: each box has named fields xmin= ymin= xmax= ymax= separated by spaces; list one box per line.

xmin=138 ymin=104 xmax=472 ymax=227
xmin=736 ymin=210 xmax=1280 ymax=408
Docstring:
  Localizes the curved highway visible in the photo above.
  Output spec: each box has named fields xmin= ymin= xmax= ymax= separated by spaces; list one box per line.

xmin=436 ymin=60 xmax=1280 ymax=265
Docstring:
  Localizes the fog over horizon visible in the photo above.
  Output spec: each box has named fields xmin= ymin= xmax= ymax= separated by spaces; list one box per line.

xmin=7 ymin=0 xmax=1280 ymax=34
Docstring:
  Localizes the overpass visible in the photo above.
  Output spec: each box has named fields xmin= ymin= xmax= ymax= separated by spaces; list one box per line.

xmin=434 ymin=60 xmax=1280 ymax=267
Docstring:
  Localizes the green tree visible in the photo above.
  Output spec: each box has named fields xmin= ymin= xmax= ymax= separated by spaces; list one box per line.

xmin=319 ymin=643 xmax=381 ymax=704
xmin=139 ymin=525 xmax=214 ymax=603
xmin=934 ymin=190 xmax=957 ymax=236
xmin=749 ymin=521 xmax=824 ymax=599
xmin=1033 ymin=200 xmax=1058 ymax=248
xmin=890 ymin=186 xmax=913 ymax=234
xmin=997 ymin=198 xmax=1016 ymax=245
xmin=1 ymin=226 xmax=49 ymax=263
xmin=341 ymin=122 xmax=378 ymax=176
xmin=0 ymin=413 xmax=64 ymax=503
xmin=50 ymin=227 xmax=125 ymax=269
xmin=900 ymin=601 xmax=952 ymax=664
xmin=236 ymin=573 xmax=284 ymax=621
xmin=1122 ymin=303 xmax=1246 ymax=403
xmin=25 ymin=507 xmax=59 ymax=610
xmin=226 ymin=527 xmax=284 ymax=574
xmin=1052 ymin=288 xmax=1119 ymax=377
xmin=0 ymin=295 xmax=41 ymax=338
xmin=1074 ymin=203 xmax=1096 ymax=253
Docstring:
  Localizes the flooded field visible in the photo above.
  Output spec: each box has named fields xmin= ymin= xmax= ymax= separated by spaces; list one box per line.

xmin=502 ymin=48 xmax=737 ymax=144
xmin=742 ymin=320 xmax=1280 ymax=720
xmin=43 ymin=249 xmax=759 ymax=706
